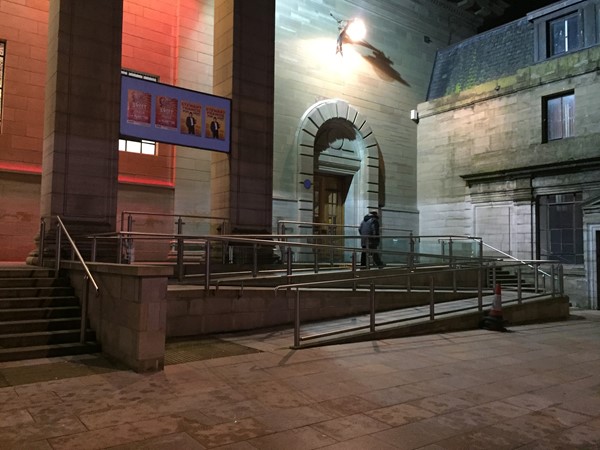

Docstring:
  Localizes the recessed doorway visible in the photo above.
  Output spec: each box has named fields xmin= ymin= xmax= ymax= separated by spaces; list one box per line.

xmin=313 ymin=173 xmax=352 ymax=261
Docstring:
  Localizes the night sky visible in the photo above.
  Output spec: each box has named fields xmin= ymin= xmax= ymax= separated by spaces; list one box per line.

xmin=480 ymin=0 xmax=565 ymax=31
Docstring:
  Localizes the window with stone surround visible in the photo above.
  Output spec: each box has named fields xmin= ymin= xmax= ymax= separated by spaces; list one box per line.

xmin=548 ymin=13 xmax=580 ymax=56
xmin=0 ymin=41 xmax=5 ymax=133
xmin=542 ymin=92 xmax=574 ymax=142
xmin=119 ymin=69 xmax=157 ymax=156
xmin=538 ymin=193 xmax=583 ymax=264
xmin=530 ymin=0 xmax=596 ymax=62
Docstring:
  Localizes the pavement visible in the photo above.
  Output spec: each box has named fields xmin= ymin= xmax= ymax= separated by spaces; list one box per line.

xmin=1 ymin=310 xmax=600 ymax=449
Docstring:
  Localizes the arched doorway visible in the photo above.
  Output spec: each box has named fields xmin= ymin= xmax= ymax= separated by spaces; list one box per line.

xmin=295 ymin=99 xmax=381 ymax=261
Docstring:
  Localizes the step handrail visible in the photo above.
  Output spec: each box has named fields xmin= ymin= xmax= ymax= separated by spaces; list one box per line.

xmin=50 ymin=216 xmax=99 ymax=344
xmin=481 ymin=241 xmax=553 ymax=279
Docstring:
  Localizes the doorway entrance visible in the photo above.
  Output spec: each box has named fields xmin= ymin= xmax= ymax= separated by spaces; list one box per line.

xmin=313 ymin=173 xmax=351 ymax=261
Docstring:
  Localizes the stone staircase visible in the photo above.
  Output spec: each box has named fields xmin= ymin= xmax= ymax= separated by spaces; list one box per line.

xmin=489 ymin=266 xmax=536 ymax=291
xmin=0 ymin=266 xmax=100 ymax=362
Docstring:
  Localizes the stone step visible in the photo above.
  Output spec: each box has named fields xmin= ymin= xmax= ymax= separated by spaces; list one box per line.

xmin=0 ymin=277 xmax=71 ymax=289
xmin=0 ymin=306 xmax=81 ymax=321
xmin=0 ymin=296 xmax=79 ymax=309
xmin=0 ymin=268 xmax=54 ymax=279
xmin=0 ymin=342 xmax=101 ymax=363
xmin=0 ymin=286 xmax=75 ymax=299
xmin=0 ymin=317 xmax=82 ymax=334
xmin=0 ymin=329 xmax=96 ymax=348
xmin=0 ymin=266 xmax=100 ymax=363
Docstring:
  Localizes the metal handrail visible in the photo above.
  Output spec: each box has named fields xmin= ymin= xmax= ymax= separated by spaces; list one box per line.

xmin=481 ymin=241 xmax=554 ymax=278
xmin=88 ymin=230 xmax=497 ymax=288
xmin=277 ymin=219 xmax=413 ymax=234
xmin=120 ymin=210 xmax=229 ymax=232
xmin=47 ymin=216 xmax=99 ymax=344
xmin=275 ymin=260 xmax=563 ymax=348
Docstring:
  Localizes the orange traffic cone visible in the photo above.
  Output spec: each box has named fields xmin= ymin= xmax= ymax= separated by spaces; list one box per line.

xmin=490 ymin=283 xmax=503 ymax=318
xmin=481 ymin=283 xmax=507 ymax=331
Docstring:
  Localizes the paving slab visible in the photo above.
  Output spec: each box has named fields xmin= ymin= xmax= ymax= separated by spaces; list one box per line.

xmin=0 ymin=309 xmax=598 ymax=449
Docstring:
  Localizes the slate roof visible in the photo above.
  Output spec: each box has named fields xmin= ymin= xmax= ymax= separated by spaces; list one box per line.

xmin=427 ymin=17 xmax=534 ymax=100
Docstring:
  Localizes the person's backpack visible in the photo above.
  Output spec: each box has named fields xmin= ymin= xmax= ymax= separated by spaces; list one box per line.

xmin=368 ymin=218 xmax=377 ymax=235
xmin=359 ymin=218 xmax=372 ymax=235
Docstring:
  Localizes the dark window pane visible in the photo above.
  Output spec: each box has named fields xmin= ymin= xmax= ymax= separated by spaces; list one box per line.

xmin=538 ymin=192 xmax=583 ymax=264
xmin=550 ymin=20 xmax=566 ymax=55
xmin=563 ymin=94 xmax=575 ymax=137
xmin=566 ymin=15 xmax=579 ymax=51
xmin=575 ymin=232 xmax=583 ymax=252
xmin=549 ymin=14 xmax=579 ymax=56
xmin=547 ymin=97 xmax=563 ymax=140
xmin=545 ymin=94 xmax=574 ymax=141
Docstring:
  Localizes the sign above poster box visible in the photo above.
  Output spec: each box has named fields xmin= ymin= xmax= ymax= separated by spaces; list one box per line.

xmin=120 ymin=75 xmax=231 ymax=153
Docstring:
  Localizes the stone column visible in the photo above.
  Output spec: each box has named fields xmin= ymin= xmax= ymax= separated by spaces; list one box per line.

xmin=212 ymin=0 xmax=275 ymax=235
xmin=35 ymin=0 xmax=123 ymax=262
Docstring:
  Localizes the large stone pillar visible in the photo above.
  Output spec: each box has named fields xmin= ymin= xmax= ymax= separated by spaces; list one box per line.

xmin=37 ymin=0 xmax=123 ymax=261
xmin=212 ymin=0 xmax=275 ymax=234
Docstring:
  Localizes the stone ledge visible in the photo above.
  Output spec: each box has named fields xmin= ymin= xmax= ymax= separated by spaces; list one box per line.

xmin=61 ymin=261 xmax=173 ymax=277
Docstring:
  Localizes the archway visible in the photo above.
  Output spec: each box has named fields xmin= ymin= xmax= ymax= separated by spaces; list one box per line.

xmin=295 ymin=99 xmax=381 ymax=259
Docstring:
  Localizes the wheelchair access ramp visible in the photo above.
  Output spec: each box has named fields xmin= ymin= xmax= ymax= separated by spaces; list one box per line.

xmin=290 ymin=289 xmax=570 ymax=349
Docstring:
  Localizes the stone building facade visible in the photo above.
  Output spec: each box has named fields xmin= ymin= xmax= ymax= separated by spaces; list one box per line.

xmin=0 ymin=0 xmax=479 ymax=261
xmin=417 ymin=0 xmax=600 ymax=308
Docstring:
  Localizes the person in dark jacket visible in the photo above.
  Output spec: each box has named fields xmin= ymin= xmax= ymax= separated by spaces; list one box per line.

xmin=358 ymin=211 xmax=384 ymax=268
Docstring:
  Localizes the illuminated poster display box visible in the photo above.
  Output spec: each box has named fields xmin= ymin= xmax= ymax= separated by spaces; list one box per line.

xmin=120 ymin=75 xmax=231 ymax=153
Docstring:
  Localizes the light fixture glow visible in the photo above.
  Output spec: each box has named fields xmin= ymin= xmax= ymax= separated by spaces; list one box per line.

xmin=345 ymin=19 xmax=366 ymax=42
xmin=331 ymin=12 xmax=367 ymax=56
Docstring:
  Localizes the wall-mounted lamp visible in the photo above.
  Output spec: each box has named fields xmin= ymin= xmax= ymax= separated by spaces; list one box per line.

xmin=331 ymin=12 xmax=366 ymax=56
xmin=410 ymin=109 xmax=419 ymax=123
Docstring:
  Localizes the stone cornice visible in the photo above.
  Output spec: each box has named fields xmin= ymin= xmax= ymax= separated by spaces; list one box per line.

xmin=461 ymin=157 xmax=600 ymax=187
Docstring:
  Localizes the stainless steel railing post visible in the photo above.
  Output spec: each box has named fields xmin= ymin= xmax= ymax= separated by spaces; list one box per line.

xmin=429 ymin=276 xmax=435 ymax=320
xmin=39 ymin=218 xmax=46 ymax=267
xmin=204 ymin=240 xmax=211 ymax=291
xmin=127 ymin=214 xmax=134 ymax=263
xmin=286 ymin=246 xmax=292 ymax=277
xmin=80 ymin=275 xmax=89 ymax=344
xmin=294 ymin=288 xmax=300 ymax=347
xmin=517 ymin=266 xmax=522 ymax=304
xmin=176 ymin=217 xmax=184 ymax=282
xmin=352 ymin=251 xmax=357 ymax=292
xmin=452 ymin=269 xmax=457 ymax=293
xmin=369 ymin=283 xmax=376 ymax=332
xmin=409 ymin=233 xmax=415 ymax=269
xmin=55 ymin=223 xmax=62 ymax=277
xmin=477 ymin=267 xmax=483 ymax=311
xmin=559 ymin=264 xmax=564 ymax=295
xmin=117 ymin=234 xmax=123 ymax=264
xmin=551 ymin=264 xmax=556 ymax=297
